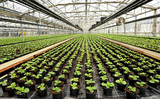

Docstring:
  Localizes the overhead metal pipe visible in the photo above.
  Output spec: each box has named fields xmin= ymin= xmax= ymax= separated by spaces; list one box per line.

xmin=89 ymin=0 xmax=152 ymax=31
xmin=15 ymin=0 xmax=83 ymax=31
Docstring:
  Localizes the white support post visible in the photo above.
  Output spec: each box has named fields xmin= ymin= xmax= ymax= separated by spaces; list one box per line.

xmin=124 ymin=24 xmax=126 ymax=35
xmin=20 ymin=19 xmax=24 ymax=41
xmin=152 ymin=9 xmax=157 ymax=36
xmin=134 ymin=16 xmax=137 ymax=35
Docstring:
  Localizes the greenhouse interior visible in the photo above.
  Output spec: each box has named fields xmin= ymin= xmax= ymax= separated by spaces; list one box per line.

xmin=1 ymin=0 xmax=160 ymax=99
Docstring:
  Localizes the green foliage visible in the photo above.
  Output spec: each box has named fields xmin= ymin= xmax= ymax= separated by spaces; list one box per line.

xmin=25 ymin=80 xmax=34 ymax=85
xmin=43 ymin=76 xmax=51 ymax=81
xmin=16 ymin=86 xmax=30 ymax=94
xmin=58 ymin=74 xmax=65 ymax=79
xmin=7 ymin=82 xmax=16 ymax=89
xmin=136 ymin=82 xmax=146 ymax=87
xmin=71 ymin=83 xmax=78 ymax=89
xmin=114 ymin=72 xmax=122 ymax=77
xmin=85 ymin=79 xmax=95 ymax=84
xmin=52 ymin=87 xmax=61 ymax=93
xmin=37 ymin=83 xmax=46 ymax=91
xmin=20 ymin=76 xmax=27 ymax=81
xmin=115 ymin=78 xmax=126 ymax=85
xmin=101 ymin=81 xmax=114 ymax=88
xmin=133 ymin=67 xmax=143 ymax=72
xmin=32 ymin=74 xmax=42 ymax=78
xmin=0 ymin=80 xmax=8 ymax=86
xmin=149 ymin=76 xmax=159 ymax=83
xmin=139 ymin=72 xmax=146 ymax=76
xmin=99 ymin=70 xmax=106 ymax=75
xmin=86 ymin=86 xmax=97 ymax=93
xmin=74 ymin=71 xmax=81 ymax=75
xmin=129 ymin=75 xmax=139 ymax=80
xmin=10 ymin=73 xmax=17 ymax=78
xmin=155 ymin=74 xmax=160 ymax=79
xmin=24 ymin=72 xmax=31 ymax=76
xmin=70 ymin=78 xmax=79 ymax=82
xmin=100 ymin=75 xmax=108 ymax=81
xmin=148 ymin=70 xmax=156 ymax=74
xmin=128 ymin=86 xmax=136 ymax=93
xmin=85 ymin=73 xmax=92 ymax=77
xmin=54 ymin=80 xmax=62 ymax=86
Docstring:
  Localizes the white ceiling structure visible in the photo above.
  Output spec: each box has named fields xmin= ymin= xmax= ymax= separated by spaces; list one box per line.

xmin=0 ymin=0 xmax=160 ymax=32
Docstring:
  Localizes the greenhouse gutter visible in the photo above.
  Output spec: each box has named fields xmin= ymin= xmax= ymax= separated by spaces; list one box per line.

xmin=0 ymin=36 xmax=77 ymax=74
xmin=97 ymin=36 xmax=160 ymax=61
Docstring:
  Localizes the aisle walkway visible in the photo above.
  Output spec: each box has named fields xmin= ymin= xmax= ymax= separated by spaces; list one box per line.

xmin=97 ymin=36 xmax=160 ymax=61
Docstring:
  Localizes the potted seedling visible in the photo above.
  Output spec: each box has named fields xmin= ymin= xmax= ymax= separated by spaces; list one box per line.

xmin=147 ymin=76 xmax=159 ymax=88
xmin=17 ymin=76 xmax=27 ymax=87
xmin=135 ymin=82 xmax=148 ymax=96
xmin=156 ymin=66 xmax=160 ymax=74
xmin=32 ymin=74 xmax=42 ymax=84
xmin=58 ymin=74 xmax=67 ymax=84
xmin=99 ymin=70 xmax=107 ymax=76
xmin=36 ymin=83 xmax=48 ymax=97
xmin=43 ymin=76 xmax=53 ymax=87
xmin=85 ymin=73 xmax=93 ymax=80
xmin=70 ymin=83 xmax=80 ymax=96
xmin=123 ymin=69 xmax=133 ymax=79
xmin=29 ymin=67 xmax=38 ymax=74
xmin=47 ymin=71 xmax=56 ymax=80
xmin=125 ymin=86 xmax=139 ymax=99
xmin=70 ymin=78 xmax=80 ymax=85
xmin=109 ymin=68 xmax=118 ymax=75
xmin=15 ymin=86 xmax=30 ymax=98
xmin=113 ymin=72 xmax=122 ymax=82
xmin=51 ymin=87 xmax=63 ymax=99
xmin=101 ymin=81 xmax=114 ymax=96
xmin=6 ymin=82 xmax=17 ymax=96
xmin=138 ymin=72 xmax=148 ymax=82
xmin=86 ymin=86 xmax=97 ymax=99
xmin=0 ymin=79 xmax=10 ymax=92
xmin=62 ymin=69 xmax=70 ymax=77
xmin=39 ymin=69 xmax=47 ymax=77
xmin=43 ymin=66 xmax=50 ymax=72
xmin=24 ymin=72 xmax=32 ymax=79
xmin=9 ymin=73 xmax=19 ymax=82
xmin=100 ymin=75 xmax=108 ymax=83
xmin=53 ymin=80 xmax=64 ymax=87
xmin=147 ymin=70 xmax=156 ymax=76
xmin=154 ymin=74 xmax=160 ymax=80
xmin=128 ymin=75 xmax=139 ymax=86
xmin=85 ymin=79 xmax=95 ymax=87
xmin=17 ymin=69 xmax=25 ymax=77
xmin=24 ymin=80 xmax=36 ymax=91
xmin=115 ymin=78 xmax=127 ymax=91
xmin=87 ymin=69 xmax=94 ymax=73
xmin=53 ymin=67 xmax=60 ymax=75
xmin=133 ymin=67 xmax=143 ymax=74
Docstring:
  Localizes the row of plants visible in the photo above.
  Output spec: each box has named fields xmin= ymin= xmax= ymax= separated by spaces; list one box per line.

xmin=0 ymin=34 xmax=70 ymax=46
xmin=0 ymin=35 xmax=159 ymax=99
xmin=96 ymin=34 xmax=160 ymax=53
xmin=0 ymin=34 xmax=77 ymax=64
xmin=88 ymin=35 xmax=160 ymax=99
xmin=0 ymin=36 xmax=83 ymax=98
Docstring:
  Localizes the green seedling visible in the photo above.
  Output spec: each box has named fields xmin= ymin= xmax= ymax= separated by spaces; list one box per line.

xmin=101 ymin=81 xmax=114 ymax=88
xmin=52 ymin=87 xmax=61 ymax=93
xmin=116 ymin=78 xmax=126 ymax=85
xmin=15 ymin=86 xmax=29 ymax=94
xmin=86 ymin=86 xmax=97 ymax=93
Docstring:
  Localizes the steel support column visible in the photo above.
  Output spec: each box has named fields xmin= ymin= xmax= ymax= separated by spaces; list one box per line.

xmin=20 ymin=19 xmax=24 ymax=41
xmin=152 ymin=9 xmax=157 ymax=36
xmin=134 ymin=16 xmax=137 ymax=35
